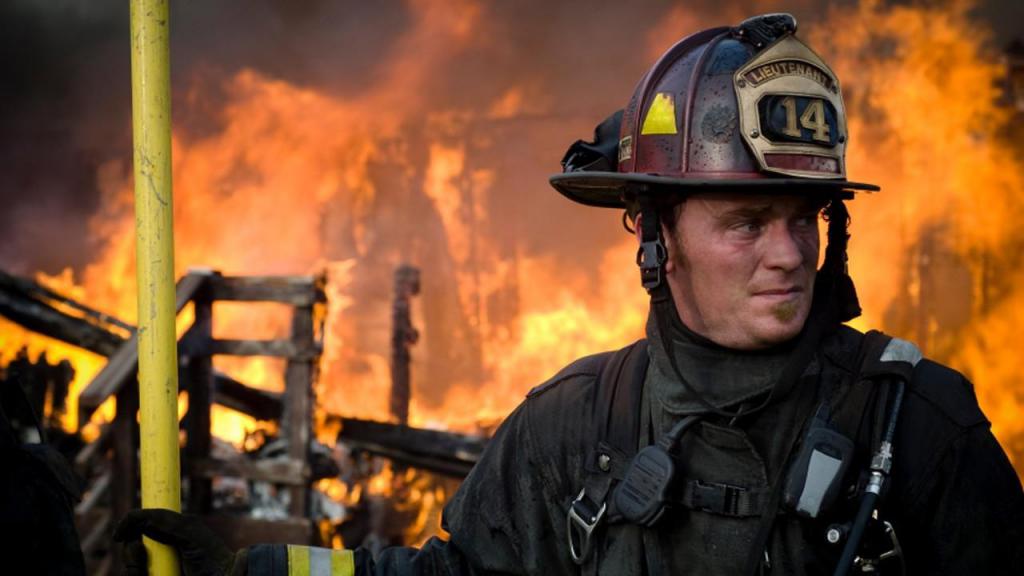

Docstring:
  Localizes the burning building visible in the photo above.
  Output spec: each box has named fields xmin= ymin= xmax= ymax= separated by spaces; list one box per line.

xmin=0 ymin=0 xmax=1022 ymax=572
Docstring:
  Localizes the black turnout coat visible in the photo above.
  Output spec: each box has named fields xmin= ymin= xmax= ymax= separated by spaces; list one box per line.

xmin=355 ymin=326 xmax=1024 ymax=575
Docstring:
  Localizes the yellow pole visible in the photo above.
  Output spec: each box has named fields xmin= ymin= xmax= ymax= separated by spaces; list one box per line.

xmin=130 ymin=1 xmax=181 ymax=574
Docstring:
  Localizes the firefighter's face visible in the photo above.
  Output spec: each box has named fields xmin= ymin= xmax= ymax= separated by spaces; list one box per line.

xmin=659 ymin=193 xmax=822 ymax=350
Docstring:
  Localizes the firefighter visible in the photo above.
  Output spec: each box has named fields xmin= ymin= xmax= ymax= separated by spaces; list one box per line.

xmin=116 ymin=13 xmax=1024 ymax=575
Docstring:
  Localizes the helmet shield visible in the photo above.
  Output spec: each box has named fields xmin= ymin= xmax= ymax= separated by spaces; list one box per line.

xmin=735 ymin=34 xmax=850 ymax=179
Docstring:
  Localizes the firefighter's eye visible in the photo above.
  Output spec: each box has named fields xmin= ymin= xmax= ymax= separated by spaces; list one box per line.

xmin=734 ymin=220 xmax=763 ymax=234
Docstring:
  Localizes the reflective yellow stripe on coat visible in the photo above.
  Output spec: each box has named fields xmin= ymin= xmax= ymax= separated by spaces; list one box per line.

xmin=286 ymin=546 xmax=355 ymax=576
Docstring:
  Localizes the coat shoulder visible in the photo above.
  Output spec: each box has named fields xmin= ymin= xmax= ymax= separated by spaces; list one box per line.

xmin=525 ymin=350 xmax=611 ymax=400
xmin=906 ymin=358 xmax=987 ymax=429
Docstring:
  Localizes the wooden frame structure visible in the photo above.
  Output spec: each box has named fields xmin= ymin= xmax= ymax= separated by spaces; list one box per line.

xmin=74 ymin=269 xmax=325 ymax=571
xmin=2 ymin=266 xmax=489 ymax=574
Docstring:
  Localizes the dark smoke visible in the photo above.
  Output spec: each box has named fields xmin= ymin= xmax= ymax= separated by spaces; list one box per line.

xmin=0 ymin=0 xmax=1017 ymax=275
xmin=0 ymin=0 xmax=814 ymax=276
xmin=0 ymin=0 xmax=410 ymax=274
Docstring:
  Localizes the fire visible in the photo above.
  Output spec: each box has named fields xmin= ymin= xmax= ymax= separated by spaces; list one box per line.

xmin=811 ymin=0 xmax=1024 ymax=468
xmin=2 ymin=0 xmax=1021 ymax=551
xmin=0 ymin=317 xmax=109 ymax=434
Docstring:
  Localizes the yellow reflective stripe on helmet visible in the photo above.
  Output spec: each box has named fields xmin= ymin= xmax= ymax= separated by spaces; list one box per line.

xmin=286 ymin=546 xmax=355 ymax=576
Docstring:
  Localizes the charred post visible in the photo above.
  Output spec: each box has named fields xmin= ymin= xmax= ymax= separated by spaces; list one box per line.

xmin=390 ymin=265 xmax=420 ymax=425
xmin=184 ymin=283 xmax=214 ymax=514
xmin=284 ymin=302 xmax=315 ymax=518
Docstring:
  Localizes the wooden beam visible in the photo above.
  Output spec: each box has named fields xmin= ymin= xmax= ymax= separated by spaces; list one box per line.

xmin=74 ymin=422 xmax=112 ymax=473
xmin=76 ymin=471 xmax=112 ymax=516
xmin=336 ymin=418 xmax=485 ymax=479
xmin=284 ymin=305 xmax=315 ymax=517
xmin=111 ymin=386 xmax=139 ymax=530
xmin=0 ymin=288 xmax=125 ymax=357
xmin=208 ymin=275 xmax=325 ymax=306
xmin=185 ymin=292 xmax=214 ymax=513
xmin=78 ymin=509 xmax=112 ymax=556
xmin=78 ymin=272 xmax=211 ymax=422
xmin=0 ymin=268 xmax=133 ymax=336
xmin=390 ymin=265 xmax=420 ymax=425
xmin=346 ymin=441 xmax=477 ymax=478
xmin=212 ymin=378 xmax=282 ymax=422
xmin=180 ymin=321 xmax=283 ymax=420
xmin=78 ymin=337 xmax=138 ymax=423
xmin=208 ymin=338 xmax=320 ymax=360
xmin=190 ymin=458 xmax=309 ymax=485
xmin=5 ymin=268 xmax=293 ymax=423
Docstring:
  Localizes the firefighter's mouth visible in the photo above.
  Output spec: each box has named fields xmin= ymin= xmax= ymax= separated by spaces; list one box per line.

xmin=752 ymin=287 xmax=804 ymax=299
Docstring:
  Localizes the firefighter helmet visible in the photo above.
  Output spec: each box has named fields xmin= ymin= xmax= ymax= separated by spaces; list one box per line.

xmin=550 ymin=13 xmax=879 ymax=208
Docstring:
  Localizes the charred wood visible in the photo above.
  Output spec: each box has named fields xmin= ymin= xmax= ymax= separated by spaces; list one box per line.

xmin=186 ymin=292 xmax=215 ymax=513
xmin=74 ymin=422 xmax=112 ymax=474
xmin=0 ymin=268 xmax=313 ymax=424
xmin=336 ymin=417 xmax=485 ymax=479
xmin=390 ymin=265 xmax=420 ymax=425
xmin=209 ymin=338 xmax=320 ymax=360
xmin=192 ymin=457 xmax=309 ymax=486
xmin=77 ymin=272 xmax=207 ymax=421
xmin=0 ymin=282 xmax=125 ymax=357
xmin=75 ymin=471 xmax=111 ymax=516
xmin=207 ymin=274 xmax=326 ymax=307
xmin=284 ymin=304 xmax=315 ymax=517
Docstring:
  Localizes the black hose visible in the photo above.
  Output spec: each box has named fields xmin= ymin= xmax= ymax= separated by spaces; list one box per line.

xmin=833 ymin=491 xmax=879 ymax=576
xmin=832 ymin=380 xmax=906 ymax=576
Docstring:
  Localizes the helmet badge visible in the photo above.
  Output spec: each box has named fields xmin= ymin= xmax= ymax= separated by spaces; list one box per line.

xmin=734 ymin=34 xmax=850 ymax=179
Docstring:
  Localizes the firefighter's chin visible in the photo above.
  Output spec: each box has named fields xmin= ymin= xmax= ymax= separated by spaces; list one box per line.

xmin=742 ymin=290 xmax=812 ymax=348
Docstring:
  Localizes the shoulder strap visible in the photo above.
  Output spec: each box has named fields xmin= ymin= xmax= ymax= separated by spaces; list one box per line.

xmin=595 ymin=339 xmax=649 ymax=455
xmin=566 ymin=339 xmax=649 ymax=568
xmin=831 ymin=330 xmax=892 ymax=447
xmin=832 ymin=330 xmax=921 ymax=457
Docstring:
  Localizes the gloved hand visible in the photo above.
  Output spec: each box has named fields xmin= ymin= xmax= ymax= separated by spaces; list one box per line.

xmin=114 ymin=508 xmax=247 ymax=576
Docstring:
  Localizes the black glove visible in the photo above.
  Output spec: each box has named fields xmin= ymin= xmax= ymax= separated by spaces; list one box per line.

xmin=114 ymin=508 xmax=246 ymax=576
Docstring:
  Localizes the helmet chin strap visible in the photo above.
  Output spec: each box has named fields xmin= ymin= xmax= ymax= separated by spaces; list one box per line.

xmin=636 ymin=195 xmax=860 ymax=420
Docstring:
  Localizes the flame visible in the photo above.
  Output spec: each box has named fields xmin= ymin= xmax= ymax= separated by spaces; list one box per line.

xmin=2 ymin=0 xmax=1021 ymax=550
xmin=811 ymin=0 xmax=1024 ymax=472
xmin=0 ymin=317 xmax=110 ymax=433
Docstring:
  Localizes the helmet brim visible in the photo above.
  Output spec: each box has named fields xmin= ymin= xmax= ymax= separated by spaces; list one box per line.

xmin=549 ymin=172 xmax=880 ymax=209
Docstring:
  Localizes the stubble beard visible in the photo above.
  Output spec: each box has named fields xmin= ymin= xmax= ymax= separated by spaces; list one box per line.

xmin=771 ymin=300 xmax=799 ymax=323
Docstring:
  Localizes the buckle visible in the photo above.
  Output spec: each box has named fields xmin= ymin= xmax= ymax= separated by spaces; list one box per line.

xmin=567 ymin=489 xmax=606 ymax=565
xmin=853 ymin=520 xmax=905 ymax=574
xmin=636 ymin=239 xmax=667 ymax=291
xmin=691 ymin=481 xmax=741 ymax=516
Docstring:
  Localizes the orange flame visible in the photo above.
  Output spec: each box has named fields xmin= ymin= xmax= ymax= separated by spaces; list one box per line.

xmin=813 ymin=0 xmax=1024 ymax=466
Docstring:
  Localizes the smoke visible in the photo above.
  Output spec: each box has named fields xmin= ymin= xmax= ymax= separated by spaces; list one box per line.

xmin=0 ymin=0 xmax=848 ymax=275
xmin=0 ymin=0 xmax=407 ymax=273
